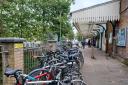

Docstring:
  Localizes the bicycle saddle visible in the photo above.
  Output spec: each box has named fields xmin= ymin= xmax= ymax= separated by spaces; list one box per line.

xmin=4 ymin=68 xmax=22 ymax=77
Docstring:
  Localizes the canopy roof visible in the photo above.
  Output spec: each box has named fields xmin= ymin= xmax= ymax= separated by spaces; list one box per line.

xmin=71 ymin=0 xmax=120 ymax=37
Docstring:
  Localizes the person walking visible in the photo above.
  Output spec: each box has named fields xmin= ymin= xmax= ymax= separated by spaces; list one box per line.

xmin=88 ymin=39 xmax=91 ymax=47
xmin=81 ymin=40 xmax=85 ymax=49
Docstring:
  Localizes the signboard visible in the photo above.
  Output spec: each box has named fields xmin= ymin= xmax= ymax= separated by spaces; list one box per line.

xmin=127 ymin=28 xmax=128 ymax=44
xmin=117 ymin=28 xmax=126 ymax=46
xmin=14 ymin=43 xmax=23 ymax=48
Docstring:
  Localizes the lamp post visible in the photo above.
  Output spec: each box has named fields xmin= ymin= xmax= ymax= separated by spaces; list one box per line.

xmin=59 ymin=11 xmax=62 ymax=41
xmin=59 ymin=11 xmax=62 ymax=42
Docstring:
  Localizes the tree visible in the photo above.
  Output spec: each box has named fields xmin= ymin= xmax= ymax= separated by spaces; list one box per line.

xmin=76 ymin=32 xmax=83 ymax=41
xmin=0 ymin=0 xmax=74 ymax=41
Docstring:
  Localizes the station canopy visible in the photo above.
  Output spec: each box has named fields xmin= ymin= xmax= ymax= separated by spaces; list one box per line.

xmin=71 ymin=0 xmax=120 ymax=37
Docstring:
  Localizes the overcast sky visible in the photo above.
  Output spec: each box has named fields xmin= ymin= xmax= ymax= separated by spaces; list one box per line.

xmin=70 ymin=0 xmax=111 ymax=12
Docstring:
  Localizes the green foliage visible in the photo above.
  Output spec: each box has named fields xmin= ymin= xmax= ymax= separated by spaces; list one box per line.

xmin=65 ymin=27 xmax=74 ymax=40
xmin=0 ymin=0 xmax=74 ymax=41
xmin=76 ymin=32 xmax=83 ymax=41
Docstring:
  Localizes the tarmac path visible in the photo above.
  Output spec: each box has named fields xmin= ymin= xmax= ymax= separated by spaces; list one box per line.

xmin=81 ymin=47 xmax=128 ymax=85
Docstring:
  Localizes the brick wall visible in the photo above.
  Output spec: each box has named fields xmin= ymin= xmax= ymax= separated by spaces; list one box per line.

xmin=14 ymin=48 xmax=24 ymax=70
xmin=120 ymin=0 xmax=128 ymax=27
xmin=117 ymin=47 xmax=127 ymax=58
xmin=3 ymin=43 xmax=24 ymax=85
xmin=117 ymin=0 xmax=128 ymax=58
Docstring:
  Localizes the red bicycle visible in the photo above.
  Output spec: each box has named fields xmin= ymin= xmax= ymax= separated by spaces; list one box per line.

xmin=4 ymin=61 xmax=65 ymax=85
xmin=4 ymin=67 xmax=54 ymax=85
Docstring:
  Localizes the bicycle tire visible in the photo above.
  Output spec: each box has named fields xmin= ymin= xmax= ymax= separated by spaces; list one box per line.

xmin=28 ymin=68 xmax=53 ymax=80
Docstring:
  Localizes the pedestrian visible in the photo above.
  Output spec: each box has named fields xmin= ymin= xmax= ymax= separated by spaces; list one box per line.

xmin=81 ymin=41 xmax=85 ymax=49
xmin=88 ymin=40 xmax=91 ymax=47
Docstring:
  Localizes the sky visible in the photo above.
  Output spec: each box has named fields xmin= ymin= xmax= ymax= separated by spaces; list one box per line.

xmin=70 ymin=0 xmax=111 ymax=12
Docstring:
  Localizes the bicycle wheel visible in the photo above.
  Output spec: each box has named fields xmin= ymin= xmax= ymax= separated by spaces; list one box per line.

xmin=28 ymin=68 xmax=53 ymax=85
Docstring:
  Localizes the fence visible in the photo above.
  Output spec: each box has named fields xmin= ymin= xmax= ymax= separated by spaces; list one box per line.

xmin=23 ymin=41 xmax=58 ymax=73
xmin=24 ymin=46 xmax=47 ymax=73
xmin=0 ymin=42 xmax=53 ymax=84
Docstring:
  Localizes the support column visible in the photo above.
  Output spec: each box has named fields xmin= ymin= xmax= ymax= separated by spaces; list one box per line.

xmin=0 ymin=38 xmax=25 ymax=85
xmin=47 ymin=40 xmax=57 ymax=51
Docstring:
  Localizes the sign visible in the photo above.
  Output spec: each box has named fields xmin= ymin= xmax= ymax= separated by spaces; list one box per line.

xmin=117 ymin=28 xmax=126 ymax=46
xmin=14 ymin=43 xmax=23 ymax=48
xmin=127 ymin=28 xmax=128 ymax=44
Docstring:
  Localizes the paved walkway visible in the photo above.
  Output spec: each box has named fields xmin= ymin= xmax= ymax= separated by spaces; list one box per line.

xmin=81 ymin=46 xmax=128 ymax=85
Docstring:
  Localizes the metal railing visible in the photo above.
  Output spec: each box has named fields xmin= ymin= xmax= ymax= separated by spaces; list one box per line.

xmin=24 ymin=47 xmax=46 ymax=73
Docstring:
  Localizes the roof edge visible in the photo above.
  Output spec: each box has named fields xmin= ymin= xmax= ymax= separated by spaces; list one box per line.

xmin=71 ymin=0 xmax=120 ymax=14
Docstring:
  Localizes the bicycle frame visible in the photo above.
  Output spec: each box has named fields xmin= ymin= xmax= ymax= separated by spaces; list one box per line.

xmin=14 ymin=72 xmax=53 ymax=85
